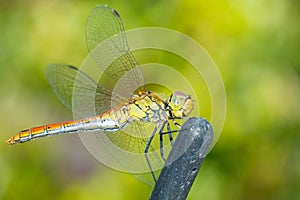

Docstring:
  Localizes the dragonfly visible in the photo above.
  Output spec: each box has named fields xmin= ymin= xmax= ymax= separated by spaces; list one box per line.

xmin=6 ymin=5 xmax=194 ymax=183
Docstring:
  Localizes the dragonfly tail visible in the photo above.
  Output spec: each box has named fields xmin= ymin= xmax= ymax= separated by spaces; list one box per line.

xmin=6 ymin=120 xmax=82 ymax=145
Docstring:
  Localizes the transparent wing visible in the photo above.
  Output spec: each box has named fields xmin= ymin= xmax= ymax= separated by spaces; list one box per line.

xmin=46 ymin=6 xmax=164 ymax=184
xmin=46 ymin=64 xmax=126 ymax=118
xmin=94 ymin=121 xmax=164 ymax=185
xmin=86 ymin=5 xmax=145 ymax=95
xmin=46 ymin=64 xmax=164 ymax=183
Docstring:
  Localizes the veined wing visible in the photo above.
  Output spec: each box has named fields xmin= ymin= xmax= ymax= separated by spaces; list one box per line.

xmin=46 ymin=64 xmax=126 ymax=118
xmin=86 ymin=5 xmax=145 ymax=95
xmin=46 ymin=64 xmax=164 ymax=180
xmin=46 ymin=6 xmax=164 ymax=184
xmin=46 ymin=64 xmax=162 ymax=161
xmin=92 ymin=120 xmax=164 ymax=184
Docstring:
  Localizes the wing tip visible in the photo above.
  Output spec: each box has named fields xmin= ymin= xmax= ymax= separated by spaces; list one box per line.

xmin=111 ymin=8 xmax=120 ymax=18
xmin=95 ymin=4 xmax=120 ymax=18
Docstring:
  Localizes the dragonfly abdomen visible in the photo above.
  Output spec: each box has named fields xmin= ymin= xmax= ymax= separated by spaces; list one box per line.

xmin=6 ymin=119 xmax=84 ymax=144
xmin=6 ymin=107 xmax=130 ymax=145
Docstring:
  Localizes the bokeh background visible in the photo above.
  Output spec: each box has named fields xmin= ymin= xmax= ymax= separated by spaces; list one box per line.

xmin=1 ymin=0 xmax=300 ymax=199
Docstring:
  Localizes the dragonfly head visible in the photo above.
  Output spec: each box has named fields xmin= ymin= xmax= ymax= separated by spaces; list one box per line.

xmin=168 ymin=91 xmax=194 ymax=118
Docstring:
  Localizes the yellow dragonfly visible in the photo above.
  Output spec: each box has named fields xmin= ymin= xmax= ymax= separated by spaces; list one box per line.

xmin=6 ymin=5 xmax=194 ymax=183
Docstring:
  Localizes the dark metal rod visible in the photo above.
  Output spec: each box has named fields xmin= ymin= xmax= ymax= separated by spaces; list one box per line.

xmin=149 ymin=117 xmax=214 ymax=200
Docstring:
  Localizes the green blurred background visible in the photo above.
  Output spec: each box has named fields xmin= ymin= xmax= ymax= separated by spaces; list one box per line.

xmin=1 ymin=0 xmax=300 ymax=199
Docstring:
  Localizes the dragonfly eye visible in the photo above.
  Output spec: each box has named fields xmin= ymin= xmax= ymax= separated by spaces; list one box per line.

xmin=168 ymin=91 xmax=194 ymax=118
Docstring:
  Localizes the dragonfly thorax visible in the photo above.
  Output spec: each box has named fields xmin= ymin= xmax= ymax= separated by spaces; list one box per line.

xmin=167 ymin=91 xmax=194 ymax=119
xmin=127 ymin=91 xmax=167 ymax=123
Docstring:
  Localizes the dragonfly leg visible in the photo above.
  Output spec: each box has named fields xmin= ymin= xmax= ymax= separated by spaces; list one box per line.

xmin=166 ymin=122 xmax=174 ymax=146
xmin=159 ymin=134 xmax=164 ymax=161
xmin=172 ymin=119 xmax=181 ymax=129
xmin=160 ymin=120 xmax=181 ymax=155
xmin=160 ymin=120 xmax=180 ymax=136
xmin=160 ymin=128 xmax=179 ymax=157
xmin=158 ymin=121 xmax=168 ymax=161
xmin=144 ymin=125 xmax=158 ymax=183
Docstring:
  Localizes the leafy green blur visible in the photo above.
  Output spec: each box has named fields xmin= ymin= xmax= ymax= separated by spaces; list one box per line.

xmin=1 ymin=0 xmax=299 ymax=199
